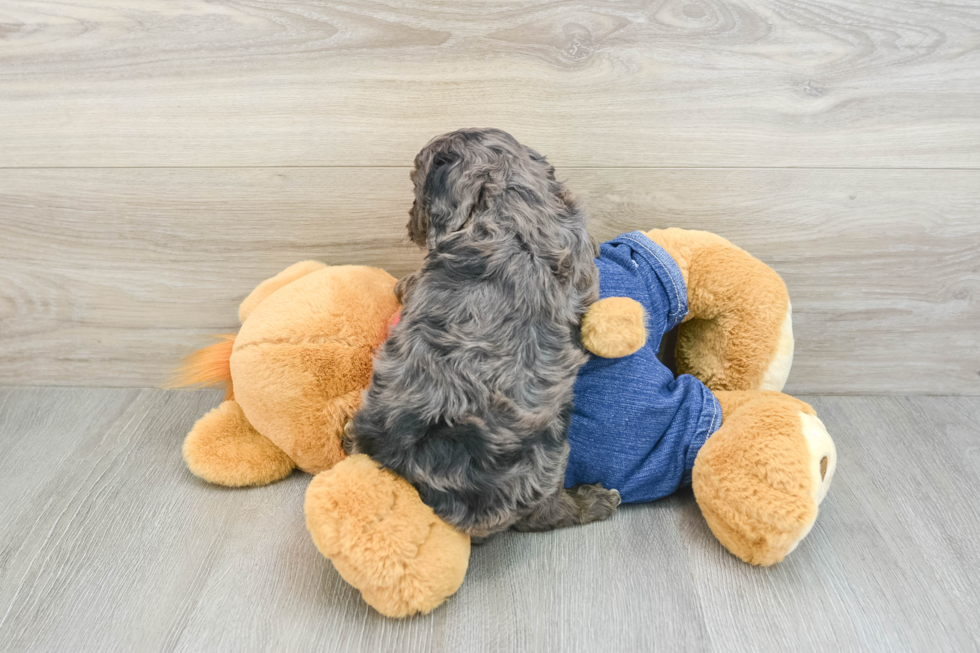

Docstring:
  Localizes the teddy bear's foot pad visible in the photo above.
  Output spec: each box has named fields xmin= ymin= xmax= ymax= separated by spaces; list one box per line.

xmin=692 ymin=394 xmax=836 ymax=566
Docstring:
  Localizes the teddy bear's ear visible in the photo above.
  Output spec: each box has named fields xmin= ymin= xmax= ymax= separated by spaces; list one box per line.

xmin=581 ymin=297 xmax=647 ymax=358
xmin=238 ymin=260 xmax=327 ymax=323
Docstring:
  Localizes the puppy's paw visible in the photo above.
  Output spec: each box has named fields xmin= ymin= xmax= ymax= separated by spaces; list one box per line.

xmin=571 ymin=484 xmax=621 ymax=524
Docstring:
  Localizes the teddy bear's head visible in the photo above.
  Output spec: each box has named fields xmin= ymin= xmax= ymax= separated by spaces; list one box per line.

xmin=230 ymin=265 xmax=400 ymax=473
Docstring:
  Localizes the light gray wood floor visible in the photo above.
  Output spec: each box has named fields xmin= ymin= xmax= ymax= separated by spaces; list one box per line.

xmin=1 ymin=387 xmax=977 ymax=652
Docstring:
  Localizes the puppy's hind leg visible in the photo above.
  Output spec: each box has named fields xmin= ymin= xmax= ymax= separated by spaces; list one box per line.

xmin=512 ymin=483 xmax=621 ymax=532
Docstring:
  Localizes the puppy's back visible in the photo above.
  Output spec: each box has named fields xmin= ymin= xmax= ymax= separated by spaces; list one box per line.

xmin=352 ymin=129 xmax=598 ymax=536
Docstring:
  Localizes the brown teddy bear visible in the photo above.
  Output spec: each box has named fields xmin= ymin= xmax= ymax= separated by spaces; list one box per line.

xmin=175 ymin=228 xmax=836 ymax=618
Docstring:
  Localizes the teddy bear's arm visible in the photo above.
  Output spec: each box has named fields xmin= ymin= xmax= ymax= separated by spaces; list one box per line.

xmin=581 ymin=297 xmax=647 ymax=358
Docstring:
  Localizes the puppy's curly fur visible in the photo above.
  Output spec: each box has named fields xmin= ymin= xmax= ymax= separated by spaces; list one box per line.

xmin=350 ymin=129 xmax=620 ymax=538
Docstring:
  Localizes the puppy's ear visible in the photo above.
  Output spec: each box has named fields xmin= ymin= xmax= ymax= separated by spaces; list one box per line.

xmin=526 ymin=146 xmax=557 ymax=181
xmin=422 ymin=150 xmax=489 ymax=243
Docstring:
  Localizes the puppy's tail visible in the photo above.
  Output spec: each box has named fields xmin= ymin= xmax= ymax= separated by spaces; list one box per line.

xmin=166 ymin=333 xmax=237 ymax=400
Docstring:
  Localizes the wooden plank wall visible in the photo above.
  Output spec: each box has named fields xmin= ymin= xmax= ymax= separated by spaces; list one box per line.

xmin=1 ymin=0 xmax=978 ymax=394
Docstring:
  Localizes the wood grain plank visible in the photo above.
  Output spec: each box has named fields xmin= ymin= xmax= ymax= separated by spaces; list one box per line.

xmin=0 ymin=387 xmax=137 ymax=529
xmin=683 ymin=395 xmax=980 ymax=652
xmin=2 ymin=167 xmax=977 ymax=394
xmin=1 ymin=0 xmax=978 ymax=167
xmin=439 ymin=500 xmax=711 ymax=653
xmin=0 ymin=387 xmax=712 ymax=653
xmin=169 ymin=473 xmax=447 ymax=653
xmin=171 ymin=486 xmax=713 ymax=652
xmin=2 ymin=389 xmax=978 ymax=651
xmin=819 ymin=396 xmax=980 ymax=647
xmin=0 ymin=387 xmax=238 ymax=652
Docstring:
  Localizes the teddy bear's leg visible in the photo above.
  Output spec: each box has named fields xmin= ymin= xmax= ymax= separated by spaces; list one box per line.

xmin=691 ymin=391 xmax=836 ymax=565
xmin=305 ymin=454 xmax=471 ymax=618
xmin=238 ymin=260 xmax=328 ymax=323
xmin=183 ymin=399 xmax=296 ymax=487
xmin=645 ymin=228 xmax=793 ymax=392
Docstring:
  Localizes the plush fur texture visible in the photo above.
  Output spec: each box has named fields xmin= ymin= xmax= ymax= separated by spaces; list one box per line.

xmin=232 ymin=265 xmax=400 ymax=474
xmin=350 ymin=129 xmax=612 ymax=538
xmin=239 ymin=260 xmax=328 ymax=323
xmin=176 ymin=264 xmax=400 ymax=484
xmin=183 ymin=399 xmax=295 ymax=486
xmin=580 ymin=296 xmax=647 ymax=358
xmin=693 ymin=391 xmax=824 ymax=566
xmin=645 ymin=228 xmax=792 ymax=392
xmin=305 ymin=454 xmax=471 ymax=618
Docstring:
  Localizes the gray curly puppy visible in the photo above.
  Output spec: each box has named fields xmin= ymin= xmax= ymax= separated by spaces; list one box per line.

xmin=349 ymin=128 xmax=621 ymax=538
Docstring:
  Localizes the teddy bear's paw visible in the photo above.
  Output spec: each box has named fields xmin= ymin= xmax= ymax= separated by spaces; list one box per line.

xmin=183 ymin=400 xmax=295 ymax=487
xmin=692 ymin=395 xmax=836 ymax=566
xmin=581 ymin=297 xmax=647 ymax=358
xmin=305 ymin=455 xmax=471 ymax=618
